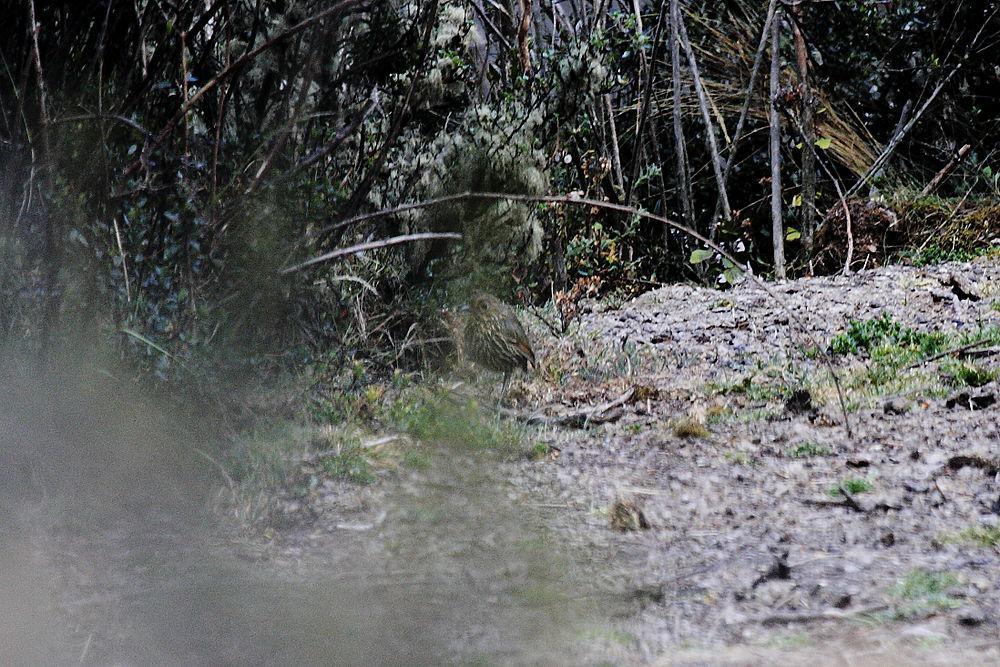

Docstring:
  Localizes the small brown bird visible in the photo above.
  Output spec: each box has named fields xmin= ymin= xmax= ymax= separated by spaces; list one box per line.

xmin=463 ymin=291 xmax=535 ymax=397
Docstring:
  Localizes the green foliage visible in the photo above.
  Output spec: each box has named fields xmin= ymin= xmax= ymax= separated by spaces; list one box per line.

xmin=689 ymin=249 xmax=713 ymax=264
xmin=386 ymin=387 xmax=533 ymax=460
xmin=723 ymin=451 xmax=753 ymax=466
xmin=832 ymin=318 xmax=1000 ymax=402
xmin=902 ymin=244 xmax=992 ymax=267
xmin=224 ymin=423 xmax=307 ymax=490
xmin=828 ymin=478 xmax=872 ymax=496
xmin=708 ymin=361 xmax=806 ymax=404
xmin=787 ymin=442 xmax=833 ymax=458
xmin=401 ymin=447 xmax=433 ymax=471
xmin=529 ymin=442 xmax=552 ymax=461
xmin=940 ymin=360 xmax=997 ymax=388
xmin=320 ymin=447 xmax=376 ymax=485
xmin=831 ymin=313 xmax=946 ymax=357
xmin=940 ymin=524 xmax=1000 ymax=548
xmin=888 ymin=570 xmax=962 ymax=620
xmin=5 ymin=0 xmax=1000 ymax=385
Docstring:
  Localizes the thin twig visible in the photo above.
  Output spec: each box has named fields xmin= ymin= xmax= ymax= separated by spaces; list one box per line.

xmin=907 ymin=338 xmax=998 ymax=369
xmin=280 ymin=232 xmax=463 ymax=274
xmin=916 ymin=182 xmax=975 ymax=253
xmin=499 ymin=387 xmax=638 ymax=428
xmin=845 ymin=64 xmax=961 ymax=198
xmin=837 ymin=484 xmax=866 ymax=513
xmin=921 ymin=143 xmax=972 ymax=196
xmin=78 ymin=633 xmax=93 ymax=664
xmin=469 ymin=0 xmax=513 ymax=52
xmin=292 ymin=95 xmax=377 ymax=173
xmin=339 ymin=0 xmax=439 ymax=218
xmin=669 ymin=0 xmax=694 ymax=230
xmin=325 ymin=274 xmax=379 ymax=296
xmin=54 ymin=113 xmax=154 ymax=138
xmin=29 ymin=0 xmax=61 ymax=362
xmin=112 ymin=216 xmax=131 ymax=302
xmin=786 ymin=114 xmax=852 ymax=275
xmin=244 ymin=29 xmax=323 ymax=196
xmin=790 ymin=3 xmax=816 ymax=257
xmin=844 ymin=8 xmax=997 ymax=197
xmin=604 ymin=94 xmax=626 ymax=195
xmin=517 ymin=0 xmax=533 ymax=74
xmin=624 ymin=0 xmax=668 ymax=205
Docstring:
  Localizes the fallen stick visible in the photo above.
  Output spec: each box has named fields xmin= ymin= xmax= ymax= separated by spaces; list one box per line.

xmin=755 ymin=603 xmax=889 ymax=626
xmin=499 ymin=387 xmax=638 ymax=428
xmin=908 ymin=341 xmax=999 ymax=369
xmin=801 ymin=495 xmax=867 ymax=513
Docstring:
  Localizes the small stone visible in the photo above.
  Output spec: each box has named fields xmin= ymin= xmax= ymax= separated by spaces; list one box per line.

xmin=904 ymin=480 xmax=930 ymax=493
xmin=884 ymin=398 xmax=909 ymax=415
xmin=943 ymin=273 xmax=982 ymax=301
xmin=785 ymin=389 xmax=813 ymax=414
xmin=957 ymin=606 xmax=988 ymax=627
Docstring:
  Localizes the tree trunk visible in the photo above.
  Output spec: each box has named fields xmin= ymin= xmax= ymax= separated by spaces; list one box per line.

xmin=791 ymin=3 xmax=816 ymax=263
xmin=517 ymin=0 xmax=532 ymax=75
xmin=669 ymin=0 xmax=694 ymax=237
xmin=769 ymin=9 xmax=786 ymax=279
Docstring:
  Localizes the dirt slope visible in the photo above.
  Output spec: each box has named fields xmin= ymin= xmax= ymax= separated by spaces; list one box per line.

xmin=502 ymin=257 xmax=1000 ymax=662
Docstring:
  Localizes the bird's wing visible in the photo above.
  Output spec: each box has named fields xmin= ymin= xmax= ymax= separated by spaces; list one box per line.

xmin=499 ymin=312 xmax=535 ymax=366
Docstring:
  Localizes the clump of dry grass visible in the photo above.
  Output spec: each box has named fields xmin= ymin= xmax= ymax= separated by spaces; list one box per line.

xmin=609 ymin=498 xmax=650 ymax=532
xmin=672 ymin=415 xmax=710 ymax=439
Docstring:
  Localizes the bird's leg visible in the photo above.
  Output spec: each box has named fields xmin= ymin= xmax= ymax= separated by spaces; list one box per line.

xmin=497 ymin=372 xmax=511 ymax=408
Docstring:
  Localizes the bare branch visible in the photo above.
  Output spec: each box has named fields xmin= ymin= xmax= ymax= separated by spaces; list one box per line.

xmin=281 ymin=232 xmax=463 ymax=274
xmin=677 ymin=11 xmax=731 ymax=231
xmin=719 ymin=0 xmax=778 ymax=204
xmin=791 ymin=3 xmax=816 ymax=258
xmin=517 ymin=0 xmax=533 ymax=74
xmin=29 ymin=0 xmax=61 ymax=362
xmin=845 ymin=7 xmax=997 ymax=197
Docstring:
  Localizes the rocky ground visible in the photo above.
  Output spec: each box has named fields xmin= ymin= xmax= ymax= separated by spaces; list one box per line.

xmin=507 ymin=257 xmax=1000 ymax=663
xmin=6 ymin=258 xmax=1000 ymax=664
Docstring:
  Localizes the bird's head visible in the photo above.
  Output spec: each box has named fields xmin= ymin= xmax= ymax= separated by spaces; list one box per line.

xmin=467 ymin=291 xmax=494 ymax=317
